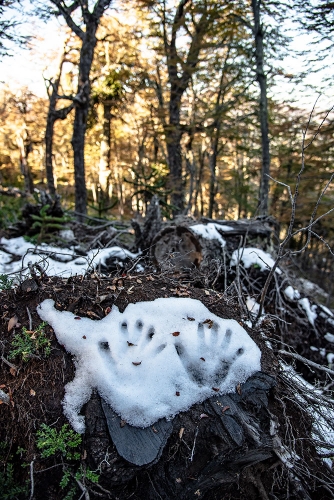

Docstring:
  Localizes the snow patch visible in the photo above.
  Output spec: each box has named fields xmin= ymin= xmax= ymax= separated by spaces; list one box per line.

xmin=298 ymin=298 xmax=317 ymax=326
xmin=284 ymin=286 xmax=300 ymax=300
xmin=319 ymin=304 xmax=334 ymax=318
xmin=0 ymin=236 xmax=138 ymax=277
xmin=190 ymin=223 xmax=226 ymax=248
xmin=230 ymin=247 xmax=282 ymax=274
xmin=324 ymin=333 xmax=334 ymax=344
xmin=246 ymin=296 xmax=263 ymax=316
xmin=327 ymin=353 xmax=334 ymax=365
xmin=37 ymin=297 xmax=261 ymax=431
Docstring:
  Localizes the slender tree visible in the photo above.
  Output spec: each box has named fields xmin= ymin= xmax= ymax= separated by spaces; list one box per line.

xmin=44 ymin=38 xmax=75 ymax=195
xmin=139 ymin=0 xmax=224 ymax=215
xmin=48 ymin=0 xmax=112 ymax=219
xmin=251 ymin=0 xmax=270 ymax=216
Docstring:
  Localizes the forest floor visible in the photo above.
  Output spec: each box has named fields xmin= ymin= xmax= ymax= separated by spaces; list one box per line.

xmin=1 ymin=209 xmax=334 ymax=499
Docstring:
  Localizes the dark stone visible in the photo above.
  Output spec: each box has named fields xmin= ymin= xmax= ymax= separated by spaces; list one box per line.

xmin=101 ymin=400 xmax=173 ymax=466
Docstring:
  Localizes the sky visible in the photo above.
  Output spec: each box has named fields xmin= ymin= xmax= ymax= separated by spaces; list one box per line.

xmin=0 ymin=3 xmax=332 ymax=113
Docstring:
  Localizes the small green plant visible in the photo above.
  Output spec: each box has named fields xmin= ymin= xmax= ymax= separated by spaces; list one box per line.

xmin=36 ymin=424 xmax=82 ymax=460
xmin=0 ymin=274 xmax=14 ymax=290
xmin=30 ymin=204 xmax=71 ymax=243
xmin=0 ymin=194 xmax=25 ymax=229
xmin=36 ymin=424 xmax=99 ymax=497
xmin=0 ymin=443 xmax=28 ymax=499
xmin=8 ymin=322 xmax=51 ymax=362
xmin=0 ymin=462 xmax=28 ymax=499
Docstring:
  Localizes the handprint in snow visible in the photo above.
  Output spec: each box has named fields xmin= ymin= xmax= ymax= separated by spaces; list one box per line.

xmin=37 ymin=297 xmax=261 ymax=430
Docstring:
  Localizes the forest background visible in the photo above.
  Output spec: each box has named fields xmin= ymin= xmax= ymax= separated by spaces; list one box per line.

xmin=0 ymin=0 xmax=333 ymax=294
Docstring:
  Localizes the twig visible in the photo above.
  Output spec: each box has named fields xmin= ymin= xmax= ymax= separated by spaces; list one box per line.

xmin=1 ymin=355 xmax=18 ymax=371
xmin=26 ymin=307 xmax=33 ymax=331
xmin=189 ymin=426 xmax=199 ymax=462
xmin=76 ymin=478 xmax=90 ymax=500
xmin=278 ymin=350 xmax=334 ymax=378
xmin=29 ymin=458 xmax=35 ymax=500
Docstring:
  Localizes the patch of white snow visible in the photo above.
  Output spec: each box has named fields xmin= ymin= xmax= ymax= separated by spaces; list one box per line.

xmin=190 ymin=223 xmax=226 ymax=248
xmin=298 ymin=298 xmax=317 ymax=326
xmin=284 ymin=286 xmax=300 ymax=300
xmin=37 ymin=297 xmax=261 ymax=432
xmin=230 ymin=247 xmax=282 ymax=274
xmin=324 ymin=333 xmax=334 ymax=344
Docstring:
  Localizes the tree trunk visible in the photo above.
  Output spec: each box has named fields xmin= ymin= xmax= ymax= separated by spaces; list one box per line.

xmin=17 ymin=134 xmax=34 ymax=194
xmin=208 ymin=130 xmax=220 ymax=219
xmin=98 ymin=102 xmax=112 ymax=195
xmin=53 ymin=0 xmax=112 ymax=221
xmin=251 ymin=0 xmax=270 ymax=216
xmin=165 ymin=89 xmax=184 ymax=215
xmin=45 ymin=47 xmax=73 ymax=196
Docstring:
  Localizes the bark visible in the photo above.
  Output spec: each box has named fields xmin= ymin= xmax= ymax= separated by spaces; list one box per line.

xmin=251 ymin=0 xmax=270 ymax=216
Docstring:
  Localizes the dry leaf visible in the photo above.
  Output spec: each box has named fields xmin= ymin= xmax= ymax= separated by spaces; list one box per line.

xmin=136 ymin=279 xmax=142 ymax=284
xmin=0 ymin=385 xmax=5 ymax=389
xmin=187 ymin=317 xmax=195 ymax=321
xmin=9 ymin=367 xmax=17 ymax=377
xmin=179 ymin=427 xmax=185 ymax=439
xmin=175 ymin=391 xmax=180 ymax=396
xmin=127 ymin=286 xmax=134 ymax=294
xmin=30 ymin=389 xmax=36 ymax=396
xmin=236 ymin=383 xmax=241 ymax=395
xmin=152 ymin=426 xmax=158 ymax=434
xmin=82 ymin=449 xmax=87 ymax=460
xmin=200 ymin=413 xmax=209 ymax=419
xmin=204 ymin=290 xmax=210 ymax=295
xmin=105 ymin=307 xmax=111 ymax=315
xmin=212 ymin=387 xmax=220 ymax=392
xmin=7 ymin=316 xmax=18 ymax=332
xmin=221 ymin=406 xmax=230 ymax=413
xmin=203 ymin=319 xmax=213 ymax=329
xmin=127 ymin=341 xmax=137 ymax=346
xmin=74 ymin=317 xmax=81 ymax=320
xmin=120 ymin=420 xmax=126 ymax=428
xmin=171 ymin=331 xmax=180 ymax=337
xmin=82 ymin=335 xmax=86 ymax=339
xmin=200 ymin=357 xmax=206 ymax=362
xmin=132 ymin=361 xmax=142 ymax=366
xmin=87 ymin=311 xmax=101 ymax=319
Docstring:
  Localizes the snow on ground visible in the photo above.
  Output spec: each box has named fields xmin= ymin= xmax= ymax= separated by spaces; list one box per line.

xmin=230 ymin=247 xmax=282 ymax=274
xmin=281 ymin=362 xmax=334 ymax=467
xmin=0 ymin=236 xmax=139 ymax=278
xmin=319 ymin=304 xmax=334 ymax=318
xmin=190 ymin=223 xmax=226 ymax=248
xmin=246 ymin=296 xmax=263 ymax=316
xmin=37 ymin=297 xmax=261 ymax=431
xmin=324 ymin=333 xmax=334 ymax=343
xmin=284 ymin=285 xmax=301 ymax=300
xmin=298 ymin=297 xmax=318 ymax=326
